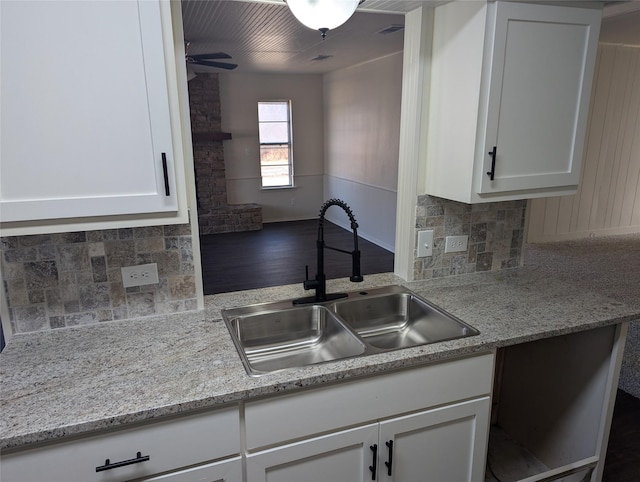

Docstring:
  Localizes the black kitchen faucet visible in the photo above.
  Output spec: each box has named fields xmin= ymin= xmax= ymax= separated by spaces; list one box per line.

xmin=293 ymin=199 xmax=363 ymax=305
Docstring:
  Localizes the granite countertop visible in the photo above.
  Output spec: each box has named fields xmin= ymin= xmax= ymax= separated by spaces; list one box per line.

xmin=1 ymin=236 xmax=639 ymax=451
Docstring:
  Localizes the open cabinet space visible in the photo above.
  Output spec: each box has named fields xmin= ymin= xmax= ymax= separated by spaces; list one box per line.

xmin=487 ymin=324 xmax=627 ymax=482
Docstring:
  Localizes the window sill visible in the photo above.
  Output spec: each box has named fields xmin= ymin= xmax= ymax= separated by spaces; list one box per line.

xmin=260 ymin=185 xmax=297 ymax=191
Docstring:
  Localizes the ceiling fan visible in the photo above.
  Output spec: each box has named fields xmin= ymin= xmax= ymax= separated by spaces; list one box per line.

xmin=185 ymin=41 xmax=238 ymax=71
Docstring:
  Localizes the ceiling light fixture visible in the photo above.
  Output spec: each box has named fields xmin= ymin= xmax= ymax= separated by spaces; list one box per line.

xmin=286 ymin=0 xmax=363 ymax=40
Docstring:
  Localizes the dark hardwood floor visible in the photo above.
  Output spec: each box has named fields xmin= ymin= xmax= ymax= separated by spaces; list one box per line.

xmin=200 ymin=221 xmax=638 ymax=481
xmin=200 ymin=219 xmax=394 ymax=295
xmin=603 ymin=389 xmax=640 ymax=482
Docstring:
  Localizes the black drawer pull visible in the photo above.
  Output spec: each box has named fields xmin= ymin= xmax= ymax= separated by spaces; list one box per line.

xmin=486 ymin=146 xmax=497 ymax=180
xmin=96 ymin=451 xmax=150 ymax=472
xmin=369 ymin=444 xmax=378 ymax=480
xmin=162 ymin=153 xmax=170 ymax=196
xmin=385 ymin=440 xmax=393 ymax=476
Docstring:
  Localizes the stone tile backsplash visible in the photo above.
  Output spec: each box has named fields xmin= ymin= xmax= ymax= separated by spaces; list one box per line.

xmin=2 ymin=225 xmax=196 ymax=334
xmin=413 ymin=195 xmax=526 ymax=280
xmin=2 ymin=197 xmax=525 ymax=333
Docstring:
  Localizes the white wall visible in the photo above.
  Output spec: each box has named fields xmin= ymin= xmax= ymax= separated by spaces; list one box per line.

xmin=527 ymin=44 xmax=640 ymax=242
xmin=323 ymin=52 xmax=403 ymax=252
xmin=218 ymin=73 xmax=324 ymax=222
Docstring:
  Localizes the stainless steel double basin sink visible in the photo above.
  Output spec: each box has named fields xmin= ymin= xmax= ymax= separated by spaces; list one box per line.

xmin=222 ymin=285 xmax=479 ymax=377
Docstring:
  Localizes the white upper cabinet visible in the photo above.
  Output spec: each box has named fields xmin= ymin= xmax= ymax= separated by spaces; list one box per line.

xmin=423 ymin=1 xmax=601 ymax=204
xmin=0 ymin=0 xmax=189 ymax=233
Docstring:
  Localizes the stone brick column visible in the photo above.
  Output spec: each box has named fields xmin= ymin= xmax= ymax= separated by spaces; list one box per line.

xmin=188 ymin=74 xmax=227 ymax=210
xmin=188 ymin=73 xmax=262 ymax=234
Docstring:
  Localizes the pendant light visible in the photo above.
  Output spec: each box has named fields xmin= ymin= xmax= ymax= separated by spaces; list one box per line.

xmin=286 ymin=0 xmax=362 ymax=39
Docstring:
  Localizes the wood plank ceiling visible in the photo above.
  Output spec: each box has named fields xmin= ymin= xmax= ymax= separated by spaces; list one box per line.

xmin=181 ymin=0 xmax=434 ymax=74
xmin=182 ymin=1 xmax=640 ymax=76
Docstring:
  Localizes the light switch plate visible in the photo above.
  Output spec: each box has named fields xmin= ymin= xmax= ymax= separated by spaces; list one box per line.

xmin=417 ymin=230 xmax=434 ymax=257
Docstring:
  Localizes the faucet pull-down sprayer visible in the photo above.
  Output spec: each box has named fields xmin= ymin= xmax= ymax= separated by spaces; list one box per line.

xmin=293 ymin=199 xmax=363 ymax=305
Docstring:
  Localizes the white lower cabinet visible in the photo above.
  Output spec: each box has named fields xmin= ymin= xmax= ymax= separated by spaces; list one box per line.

xmin=247 ymin=397 xmax=490 ymax=482
xmin=244 ymin=353 xmax=495 ymax=482
xmin=487 ymin=324 xmax=629 ymax=482
xmin=0 ymin=407 xmax=240 ymax=482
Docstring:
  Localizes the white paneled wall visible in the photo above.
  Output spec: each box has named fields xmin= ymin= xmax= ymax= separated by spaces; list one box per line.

xmin=527 ymin=44 xmax=640 ymax=242
xmin=323 ymin=175 xmax=397 ymax=252
xmin=323 ymin=52 xmax=403 ymax=252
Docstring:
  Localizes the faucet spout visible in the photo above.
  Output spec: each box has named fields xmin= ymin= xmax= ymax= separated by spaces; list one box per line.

xmin=293 ymin=199 xmax=364 ymax=305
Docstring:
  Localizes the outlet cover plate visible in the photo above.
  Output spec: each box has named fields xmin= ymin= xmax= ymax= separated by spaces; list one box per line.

xmin=445 ymin=235 xmax=469 ymax=253
xmin=417 ymin=230 xmax=434 ymax=257
xmin=121 ymin=263 xmax=159 ymax=288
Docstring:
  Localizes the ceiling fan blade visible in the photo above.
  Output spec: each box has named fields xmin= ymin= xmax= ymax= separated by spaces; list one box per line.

xmin=189 ymin=52 xmax=232 ymax=60
xmin=194 ymin=59 xmax=238 ymax=70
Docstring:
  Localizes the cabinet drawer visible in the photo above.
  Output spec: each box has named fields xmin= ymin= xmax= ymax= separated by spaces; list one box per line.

xmin=1 ymin=406 xmax=240 ymax=482
xmin=142 ymin=456 xmax=242 ymax=482
xmin=245 ymin=352 xmax=494 ymax=449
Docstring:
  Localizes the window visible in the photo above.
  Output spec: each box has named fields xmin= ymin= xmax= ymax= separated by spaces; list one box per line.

xmin=258 ymin=101 xmax=293 ymax=188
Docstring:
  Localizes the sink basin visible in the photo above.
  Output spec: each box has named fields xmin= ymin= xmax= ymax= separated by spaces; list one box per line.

xmin=331 ymin=287 xmax=479 ymax=350
xmin=224 ymin=303 xmax=366 ymax=376
xmin=222 ymin=286 xmax=479 ymax=376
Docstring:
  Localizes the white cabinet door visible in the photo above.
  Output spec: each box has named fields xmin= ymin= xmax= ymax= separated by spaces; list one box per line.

xmin=246 ymin=424 xmax=379 ymax=482
xmin=424 ymin=1 xmax=600 ymax=203
xmin=479 ymin=2 xmax=600 ymax=195
xmin=0 ymin=0 xmax=178 ymax=222
xmin=142 ymin=456 xmax=242 ymax=482
xmin=378 ymin=397 xmax=491 ymax=482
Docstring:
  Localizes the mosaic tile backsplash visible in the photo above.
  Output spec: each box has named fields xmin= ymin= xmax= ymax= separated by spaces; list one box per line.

xmin=413 ymin=195 xmax=526 ymax=280
xmin=2 ymin=225 xmax=196 ymax=334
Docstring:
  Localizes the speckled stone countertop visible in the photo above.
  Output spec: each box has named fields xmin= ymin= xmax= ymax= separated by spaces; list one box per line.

xmin=1 ymin=236 xmax=639 ymax=451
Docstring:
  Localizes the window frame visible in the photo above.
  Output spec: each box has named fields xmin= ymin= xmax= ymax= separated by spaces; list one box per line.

xmin=257 ymin=100 xmax=294 ymax=189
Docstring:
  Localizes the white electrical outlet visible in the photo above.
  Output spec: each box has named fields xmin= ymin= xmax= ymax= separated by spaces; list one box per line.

xmin=121 ymin=263 xmax=159 ymax=288
xmin=444 ymin=235 xmax=469 ymax=253
xmin=417 ymin=230 xmax=434 ymax=257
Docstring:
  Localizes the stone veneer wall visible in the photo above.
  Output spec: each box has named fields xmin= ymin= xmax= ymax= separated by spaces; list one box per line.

xmin=189 ymin=74 xmax=227 ymax=210
xmin=197 ymin=205 xmax=263 ymax=234
xmin=413 ymin=195 xmax=526 ymax=279
xmin=1 ymin=224 xmax=196 ymax=334
xmin=188 ymin=73 xmax=262 ymax=234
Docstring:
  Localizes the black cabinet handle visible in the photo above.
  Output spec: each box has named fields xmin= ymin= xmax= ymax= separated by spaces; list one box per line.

xmin=385 ymin=440 xmax=393 ymax=476
xmin=95 ymin=451 xmax=150 ymax=472
xmin=486 ymin=146 xmax=497 ymax=180
xmin=162 ymin=153 xmax=170 ymax=196
xmin=369 ymin=444 xmax=378 ymax=480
